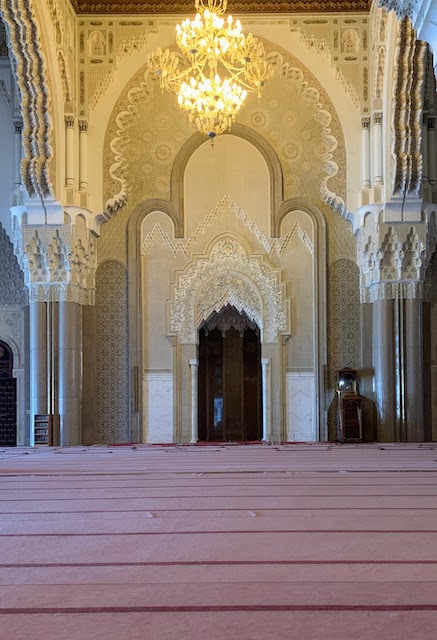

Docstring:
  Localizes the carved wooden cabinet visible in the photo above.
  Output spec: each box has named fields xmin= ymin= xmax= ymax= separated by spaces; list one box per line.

xmin=337 ymin=369 xmax=364 ymax=442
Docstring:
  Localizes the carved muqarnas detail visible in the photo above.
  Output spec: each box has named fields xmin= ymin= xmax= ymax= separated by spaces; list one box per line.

xmin=170 ymin=237 xmax=288 ymax=344
xmin=359 ymin=222 xmax=431 ymax=301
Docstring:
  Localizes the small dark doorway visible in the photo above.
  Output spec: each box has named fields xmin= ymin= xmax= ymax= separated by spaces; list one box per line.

xmin=0 ymin=340 xmax=16 ymax=446
xmin=198 ymin=306 xmax=262 ymax=442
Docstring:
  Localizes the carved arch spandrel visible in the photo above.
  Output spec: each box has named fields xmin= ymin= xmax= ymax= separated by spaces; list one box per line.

xmin=104 ymin=40 xmax=346 ymax=226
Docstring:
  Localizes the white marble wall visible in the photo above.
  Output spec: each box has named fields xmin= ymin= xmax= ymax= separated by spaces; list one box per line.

xmin=286 ymin=372 xmax=317 ymax=442
xmin=143 ymin=371 xmax=174 ymax=443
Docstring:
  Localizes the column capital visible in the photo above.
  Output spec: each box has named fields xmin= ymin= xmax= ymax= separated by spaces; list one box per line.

xmin=373 ymin=112 xmax=383 ymax=126
xmin=13 ymin=119 xmax=23 ymax=134
xmin=65 ymin=114 xmax=75 ymax=128
xmin=78 ymin=119 xmax=88 ymax=133
xmin=357 ymin=217 xmax=437 ymax=303
xmin=361 ymin=116 xmax=371 ymax=129
xmin=10 ymin=204 xmax=98 ymax=306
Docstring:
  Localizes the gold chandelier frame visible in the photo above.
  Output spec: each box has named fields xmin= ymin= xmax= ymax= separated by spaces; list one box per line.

xmin=148 ymin=0 xmax=274 ymax=139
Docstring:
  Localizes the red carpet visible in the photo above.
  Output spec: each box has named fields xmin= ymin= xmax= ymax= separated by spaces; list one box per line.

xmin=0 ymin=443 xmax=436 ymax=638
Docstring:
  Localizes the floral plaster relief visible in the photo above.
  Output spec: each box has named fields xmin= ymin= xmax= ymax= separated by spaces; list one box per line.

xmin=103 ymin=41 xmax=346 ymax=227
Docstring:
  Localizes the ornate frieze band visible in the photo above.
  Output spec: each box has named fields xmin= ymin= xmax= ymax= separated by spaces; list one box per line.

xmin=72 ymin=0 xmax=372 ymax=14
xmin=362 ymin=280 xmax=423 ymax=302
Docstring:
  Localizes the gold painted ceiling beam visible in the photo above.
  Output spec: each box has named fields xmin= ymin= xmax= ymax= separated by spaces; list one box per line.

xmin=71 ymin=1 xmax=371 ymax=14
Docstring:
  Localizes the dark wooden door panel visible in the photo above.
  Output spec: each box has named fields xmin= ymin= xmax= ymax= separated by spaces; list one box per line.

xmin=198 ymin=316 xmax=261 ymax=442
xmin=244 ymin=329 xmax=262 ymax=441
xmin=223 ymin=328 xmax=243 ymax=441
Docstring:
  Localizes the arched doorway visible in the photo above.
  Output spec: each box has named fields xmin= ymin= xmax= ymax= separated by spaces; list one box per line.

xmin=198 ymin=306 xmax=262 ymax=442
xmin=0 ymin=340 xmax=16 ymax=446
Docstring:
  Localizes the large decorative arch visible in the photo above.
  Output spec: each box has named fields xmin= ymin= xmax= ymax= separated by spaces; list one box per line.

xmin=169 ymin=236 xmax=290 ymax=344
xmin=104 ymin=41 xmax=346 ymax=225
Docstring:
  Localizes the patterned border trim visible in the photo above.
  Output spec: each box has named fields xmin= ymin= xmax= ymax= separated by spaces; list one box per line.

xmin=72 ymin=1 xmax=371 ymax=15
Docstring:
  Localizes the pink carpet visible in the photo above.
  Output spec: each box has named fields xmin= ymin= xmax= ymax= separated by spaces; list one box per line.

xmin=0 ymin=443 xmax=437 ymax=639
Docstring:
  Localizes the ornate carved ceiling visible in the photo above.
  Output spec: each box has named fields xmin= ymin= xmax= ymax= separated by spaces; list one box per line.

xmin=71 ymin=1 xmax=371 ymax=14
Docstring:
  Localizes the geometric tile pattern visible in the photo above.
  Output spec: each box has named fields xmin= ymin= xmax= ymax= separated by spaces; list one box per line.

xmin=327 ymin=258 xmax=361 ymax=439
xmin=95 ymin=260 xmax=130 ymax=443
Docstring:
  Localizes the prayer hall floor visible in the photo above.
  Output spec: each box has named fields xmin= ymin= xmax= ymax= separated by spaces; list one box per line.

xmin=1 ymin=442 xmax=437 ymax=639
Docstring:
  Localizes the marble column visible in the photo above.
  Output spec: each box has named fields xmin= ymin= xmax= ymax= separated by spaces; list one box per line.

xmin=261 ymin=358 xmax=270 ymax=442
xmin=81 ymin=305 xmax=96 ymax=444
xmin=29 ymin=301 xmax=48 ymax=446
xmin=405 ymin=297 xmax=424 ymax=441
xmin=79 ymin=119 xmax=88 ymax=191
xmin=422 ymin=114 xmax=429 ymax=189
xmin=65 ymin=115 xmax=75 ymax=187
xmin=428 ymin=118 xmax=436 ymax=194
xmin=361 ymin=116 xmax=371 ymax=189
xmin=373 ymin=112 xmax=383 ymax=186
xmin=373 ymin=298 xmax=396 ymax=441
xmin=189 ymin=359 xmax=198 ymax=443
xmin=58 ymin=301 xmax=83 ymax=446
xmin=14 ymin=120 xmax=22 ymax=187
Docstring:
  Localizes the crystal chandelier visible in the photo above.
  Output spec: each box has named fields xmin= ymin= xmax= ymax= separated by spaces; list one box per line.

xmin=148 ymin=0 xmax=274 ymax=140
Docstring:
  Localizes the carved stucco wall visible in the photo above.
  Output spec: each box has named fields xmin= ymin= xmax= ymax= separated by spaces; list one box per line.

xmin=327 ymin=258 xmax=361 ymax=439
xmin=141 ymin=189 xmax=314 ymax=372
xmin=96 ymin=36 xmax=358 ymax=442
xmin=0 ymin=223 xmax=28 ymax=305
xmin=95 ymin=260 xmax=129 ymax=442
xmin=98 ymin=41 xmax=347 ymax=266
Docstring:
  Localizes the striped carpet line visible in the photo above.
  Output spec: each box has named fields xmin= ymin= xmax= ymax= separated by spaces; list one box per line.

xmin=2 ymin=507 xmax=437 ymax=514
xmin=1 ymin=605 xmax=437 ymax=614
xmin=2 ymin=560 xmax=437 ymax=568
xmin=3 ymin=494 xmax=437 ymax=500
xmin=1 ymin=529 xmax=437 ymax=536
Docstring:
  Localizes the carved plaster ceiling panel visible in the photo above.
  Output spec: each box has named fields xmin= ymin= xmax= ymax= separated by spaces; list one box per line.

xmin=72 ymin=1 xmax=371 ymax=14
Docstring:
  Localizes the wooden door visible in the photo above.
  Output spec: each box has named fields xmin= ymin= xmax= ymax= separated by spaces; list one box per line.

xmin=0 ymin=341 xmax=16 ymax=446
xmin=198 ymin=321 xmax=262 ymax=442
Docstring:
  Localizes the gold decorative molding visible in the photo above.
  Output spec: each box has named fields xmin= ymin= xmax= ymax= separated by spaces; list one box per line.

xmin=0 ymin=0 xmax=54 ymax=198
xmin=71 ymin=0 xmax=371 ymax=14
